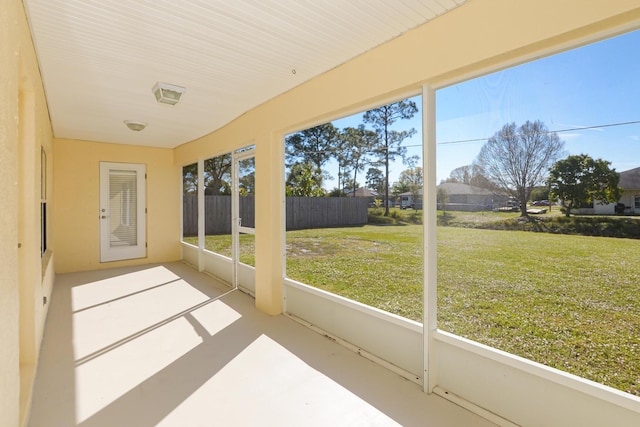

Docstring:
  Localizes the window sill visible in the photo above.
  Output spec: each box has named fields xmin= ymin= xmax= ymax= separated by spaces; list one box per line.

xmin=41 ymin=249 xmax=52 ymax=281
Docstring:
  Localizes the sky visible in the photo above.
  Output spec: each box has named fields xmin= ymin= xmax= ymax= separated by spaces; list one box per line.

xmin=308 ymin=28 xmax=640 ymax=190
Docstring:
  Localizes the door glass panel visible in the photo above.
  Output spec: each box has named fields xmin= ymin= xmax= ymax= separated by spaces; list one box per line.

xmin=238 ymin=155 xmax=255 ymax=267
xmin=182 ymin=163 xmax=198 ymax=242
xmin=238 ymin=157 xmax=255 ymax=229
xmin=238 ymin=233 xmax=255 ymax=266
xmin=203 ymin=154 xmax=232 ymax=256
xmin=109 ymin=169 xmax=138 ymax=247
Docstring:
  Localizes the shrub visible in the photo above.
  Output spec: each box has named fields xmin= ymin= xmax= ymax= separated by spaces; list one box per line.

xmin=472 ymin=215 xmax=640 ymax=239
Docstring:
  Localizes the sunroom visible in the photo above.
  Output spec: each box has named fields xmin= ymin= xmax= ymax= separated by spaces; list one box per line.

xmin=3 ymin=1 xmax=640 ymax=426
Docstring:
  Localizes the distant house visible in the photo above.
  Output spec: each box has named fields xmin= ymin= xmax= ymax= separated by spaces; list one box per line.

xmin=346 ymin=187 xmax=379 ymax=198
xmin=577 ymin=166 xmax=640 ymax=215
xmin=399 ymin=183 xmax=504 ymax=211
xmin=436 ymin=182 xmax=504 ymax=212
xmin=345 ymin=187 xmax=385 ymax=206
xmin=618 ymin=167 xmax=640 ymax=213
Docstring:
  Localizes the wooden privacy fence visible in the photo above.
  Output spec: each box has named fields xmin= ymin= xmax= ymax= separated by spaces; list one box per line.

xmin=183 ymin=195 xmax=368 ymax=236
xmin=285 ymin=197 xmax=368 ymax=230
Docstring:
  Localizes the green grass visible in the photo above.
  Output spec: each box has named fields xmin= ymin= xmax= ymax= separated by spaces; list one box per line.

xmin=368 ymin=207 xmax=423 ymax=224
xmin=438 ymin=209 xmax=532 ymax=226
xmin=183 ymin=234 xmax=255 ymax=266
xmin=287 ymin=225 xmax=423 ymax=319
xmin=438 ymin=227 xmax=640 ymax=395
xmin=439 ymin=209 xmax=640 ymax=238
xmin=287 ymin=224 xmax=640 ymax=396
xmin=185 ymin=218 xmax=640 ymax=396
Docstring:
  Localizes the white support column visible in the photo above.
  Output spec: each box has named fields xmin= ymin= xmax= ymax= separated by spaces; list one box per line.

xmin=197 ymin=158 xmax=205 ymax=272
xmin=423 ymin=84 xmax=438 ymax=393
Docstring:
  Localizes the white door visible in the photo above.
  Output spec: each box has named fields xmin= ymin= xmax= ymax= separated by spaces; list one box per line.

xmin=232 ymin=148 xmax=255 ymax=288
xmin=100 ymin=162 xmax=146 ymax=262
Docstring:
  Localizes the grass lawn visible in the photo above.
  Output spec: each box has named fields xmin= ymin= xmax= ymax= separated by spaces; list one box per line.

xmin=183 ymin=234 xmax=255 ymax=266
xmin=288 ymin=224 xmax=640 ymax=396
xmin=287 ymin=224 xmax=424 ymax=319
xmin=437 ymin=227 xmax=640 ymax=396
xmin=186 ymin=218 xmax=640 ymax=396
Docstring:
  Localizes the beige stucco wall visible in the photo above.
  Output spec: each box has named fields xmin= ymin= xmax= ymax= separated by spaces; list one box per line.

xmin=17 ymin=37 xmax=56 ymax=427
xmin=53 ymin=138 xmax=181 ymax=273
xmin=174 ymin=0 xmax=640 ymax=314
xmin=0 ymin=1 xmax=21 ymax=425
xmin=1 ymin=0 xmax=55 ymax=425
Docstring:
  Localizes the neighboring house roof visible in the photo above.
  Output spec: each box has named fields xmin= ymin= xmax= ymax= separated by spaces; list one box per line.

xmin=619 ymin=166 xmax=640 ymax=190
xmin=347 ymin=188 xmax=379 ymax=197
xmin=436 ymin=182 xmax=495 ymax=196
xmin=399 ymin=189 xmax=424 ymax=197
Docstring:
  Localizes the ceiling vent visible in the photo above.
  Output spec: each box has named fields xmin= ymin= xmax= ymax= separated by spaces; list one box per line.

xmin=152 ymin=82 xmax=186 ymax=106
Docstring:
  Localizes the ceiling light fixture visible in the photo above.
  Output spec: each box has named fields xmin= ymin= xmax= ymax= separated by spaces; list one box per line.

xmin=152 ymin=82 xmax=186 ymax=105
xmin=124 ymin=120 xmax=147 ymax=131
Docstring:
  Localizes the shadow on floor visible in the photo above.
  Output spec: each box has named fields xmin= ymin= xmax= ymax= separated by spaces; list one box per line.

xmin=29 ymin=262 xmax=493 ymax=427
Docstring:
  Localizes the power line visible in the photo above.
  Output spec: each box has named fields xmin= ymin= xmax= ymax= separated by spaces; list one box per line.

xmin=289 ymin=119 xmax=640 ymax=153
xmin=435 ymin=119 xmax=640 ymax=146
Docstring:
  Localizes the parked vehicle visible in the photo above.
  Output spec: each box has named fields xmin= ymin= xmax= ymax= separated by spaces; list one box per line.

xmin=400 ymin=195 xmax=413 ymax=209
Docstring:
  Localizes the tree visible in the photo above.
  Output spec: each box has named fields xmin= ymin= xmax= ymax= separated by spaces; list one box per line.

xmin=336 ymin=165 xmax=352 ymax=195
xmin=445 ymin=164 xmax=499 ymax=192
xmin=398 ymin=167 xmax=423 ymax=188
xmin=285 ymin=163 xmax=325 ymax=197
xmin=238 ymin=157 xmax=255 ymax=196
xmin=391 ymin=180 xmax=411 ymax=196
xmin=183 ymin=163 xmax=198 ymax=195
xmin=204 ymin=154 xmax=232 ymax=195
xmin=474 ymin=120 xmax=564 ymax=217
xmin=529 ymin=186 xmax=550 ymax=203
xmin=437 ymin=187 xmax=449 ymax=215
xmin=338 ymin=125 xmax=378 ymax=196
xmin=397 ymin=167 xmax=423 ymax=201
xmin=446 ymin=164 xmax=474 ymax=184
xmin=285 ymin=123 xmax=339 ymax=173
xmin=548 ymin=154 xmax=621 ymax=217
xmin=327 ymin=187 xmax=347 ymax=197
xmin=342 ymin=179 xmax=360 ymax=194
xmin=365 ymin=167 xmax=385 ymax=195
xmin=363 ymin=100 xmax=418 ymax=215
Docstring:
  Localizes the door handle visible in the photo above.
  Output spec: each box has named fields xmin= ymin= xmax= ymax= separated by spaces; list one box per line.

xmin=101 ymin=215 xmax=109 ymax=219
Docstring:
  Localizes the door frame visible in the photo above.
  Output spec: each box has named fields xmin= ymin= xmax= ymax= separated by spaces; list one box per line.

xmin=231 ymin=148 xmax=255 ymax=289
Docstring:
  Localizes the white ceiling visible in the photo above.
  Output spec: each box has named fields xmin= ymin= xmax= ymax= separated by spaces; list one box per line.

xmin=24 ymin=0 xmax=466 ymax=148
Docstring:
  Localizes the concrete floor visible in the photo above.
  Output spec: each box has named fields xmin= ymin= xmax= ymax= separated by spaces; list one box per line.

xmin=29 ymin=262 xmax=495 ymax=427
